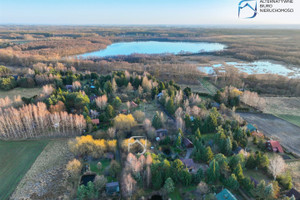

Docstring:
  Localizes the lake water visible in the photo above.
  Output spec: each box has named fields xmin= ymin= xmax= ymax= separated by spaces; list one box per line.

xmin=78 ymin=41 xmax=226 ymax=58
xmin=198 ymin=61 xmax=300 ymax=78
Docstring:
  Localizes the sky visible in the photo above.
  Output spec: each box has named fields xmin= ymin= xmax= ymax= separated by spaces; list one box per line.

xmin=0 ymin=0 xmax=299 ymax=25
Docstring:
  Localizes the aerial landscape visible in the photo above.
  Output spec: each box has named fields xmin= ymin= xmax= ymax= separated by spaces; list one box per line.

xmin=0 ymin=0 xmax=300 ymax=200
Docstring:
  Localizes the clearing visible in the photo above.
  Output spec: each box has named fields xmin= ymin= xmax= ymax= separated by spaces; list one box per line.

xmin=0 ymin=139 xmax=49 ymax=200
xmin=0 ymin=87 xmax=43 ymax=99
xmin=263 ymin=97 xmax=300 ymax=127
xmin=11 ymin=139 xmax=73 ymax=200
xmin=238 ymin=112 xmax=300 ymax=157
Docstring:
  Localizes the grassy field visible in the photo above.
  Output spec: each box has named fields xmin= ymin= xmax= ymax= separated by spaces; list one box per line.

xmin=0 ymin=139 xmax=49 ymax=200
xmin=0 ymin=87 xmax=43 ymax=99
xmin=263 ymin=97 xmax=300 ymax=127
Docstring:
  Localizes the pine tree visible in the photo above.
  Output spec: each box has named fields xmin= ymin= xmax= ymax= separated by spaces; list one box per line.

xmin=163 ymin=177 xmax=175 ymax=194
xmin=204 ymin=146 xmax=214 ymax=163
xmin=225 ymin=174 xmax=239 ymax=191
xmin=195 ymin=128 xmax=201 ymax=140
xmin=207 ymin=159 xmax=220 ymax=184
xmin=234 ymin=163 xmax=244 ymax=181
xmin=152 ymin=111 xmax=163 ymax=129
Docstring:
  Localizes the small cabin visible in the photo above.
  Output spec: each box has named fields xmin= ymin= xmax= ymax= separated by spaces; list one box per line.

xmin=183 ymin=137 xmax=194 ymax=149
xmin=156 ymin=129 xmax=168 ymax=139
xmin=66 ymin=85 xmax=73 ymax=92
xmin=216 ymin=189 xmax=237 ymax=200
xmin=180 ymin=158 xmax=197 ymax=173
xmin=266 ymin=140 xmax=283 ymax=153
xmin=106 ymin=182 xmax=120 ymax=194
xmin=91 ymin=119 xmax=100 ymax=125
xmin=286 ymin=188 xmax=300 ymax=200
xmin=246 ymin=124 xmax=257 ymax=133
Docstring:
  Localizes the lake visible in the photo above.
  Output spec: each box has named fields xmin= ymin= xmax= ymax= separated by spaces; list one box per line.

xmin=198 ymin=61 xmax=300 ymax=78
xmin=77 ymin=41 xmax=226 ymax=58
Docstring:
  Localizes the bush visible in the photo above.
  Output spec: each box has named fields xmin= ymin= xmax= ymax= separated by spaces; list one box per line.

xmin=132 ymin=110 xmax=145 ymax=123
xmin=0 ymin=77 xmax=17 ymax=90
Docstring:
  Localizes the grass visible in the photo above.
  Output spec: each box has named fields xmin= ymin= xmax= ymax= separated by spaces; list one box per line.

xmin=199 ymin=78 xmax=218 ymax=95
xmin=168 ymin=185 xmax=197 ymax=200
xmin=276 ymin=114 xmax=300 ymax=127
xmin=244 ymin=169 xmax=272 ymax=183
xmin=0 ymin=139 xmax=49 ymax=200
xmin=90 ymin=158 xmax=116 ymax=182
xmin=0 ymin=87 xmax=43 ymax=99
xmin=263 ymin=97 xmax=300 ymax=128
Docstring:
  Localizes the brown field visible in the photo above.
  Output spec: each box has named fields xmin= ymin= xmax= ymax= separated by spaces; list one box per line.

xmin=11 ymin=139 xmax=73 ymax=200
xmin=0 ymin=87 xmax=43 ymax=99
xmin=238 ymin=112 xmax=300 ymax=157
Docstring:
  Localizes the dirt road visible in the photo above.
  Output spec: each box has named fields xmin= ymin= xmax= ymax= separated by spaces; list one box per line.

xmin=238 ymin=112 xmax=300 ymax=157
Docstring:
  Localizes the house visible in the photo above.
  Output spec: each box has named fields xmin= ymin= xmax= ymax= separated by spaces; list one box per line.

xmin=211 ymin=102 xmax=220 ymax=109
xmin=130 ymin=101 xmax=138 ymax=108
xmin=246 ymin=124 xmax=257 ymax=133
xmin=251 ymin=131 xmax=264 ymax=138
xmin=89 ymin=94 xmax=98 ymax=102
xmin=183 ymin=137 xmax=194 ymax=148
xmin=216 ymin=189 xmax=237 ymax=200
xmin=286 ymin=188 xmax=300 ymax=200
xmin=105 ymin=152 xmax=115 ymax=160
xmin=156 ymin=129 xmax=168 ymax=139
xmin=91 ymin=119 xmax=100 ymax=125
xmin=66 ymin=85 xmax=73 ymax=92
xmin=233 ymin=146 xmax=247 ymax=156
xmin=157 ymin=92 xmax=163 ymax=99
xmin=266 ymin=140 xmax=283 ymax=153
xmin=180 ymin=158 xmax=197 ymax=173
xmin=106 ymin=182 xmax=120 ymax=194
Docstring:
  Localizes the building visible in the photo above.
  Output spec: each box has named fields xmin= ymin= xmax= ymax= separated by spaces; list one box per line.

xmin=266 ymin=140 xmax=283 ymax=153
xmin=286 ymin=188 xmax=300 ymax=200
xmin=216 ymin=189 xmax=237 ymax=200
xmin=251 ymin=131 xmax=264 ymax=138
xmin=211 ymin=102 xmax=220 ymax=109
xmin=183 ymin=137 xmax=194 ymax=148
xmin=66 ymin=85 xmax=73 ymax=92
xmin=130 ymin=101 xmax=138 ymax=108
xmin=106 ymin=182 xmax=120 ymax=194
xmin=91 ymin=119 xmax=100 ymax=125
xmin=180 ymin=158 xmax=197 ymax=173
xmin=246 ymin=124 xmax=257 ymax=133
xmin=156 ymin=129 xmax=168 ymax=139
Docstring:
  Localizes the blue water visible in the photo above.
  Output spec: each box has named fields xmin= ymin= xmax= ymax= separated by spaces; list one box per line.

xmin=78 ymin=41 xmax=226 ymax=58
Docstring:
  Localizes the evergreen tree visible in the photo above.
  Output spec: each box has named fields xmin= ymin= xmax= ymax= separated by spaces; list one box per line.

xmin=222 ymin=137 xmax=232 ymax=156
xmin=163 ymin=177 xmax=175 ymax=194
xmin=225 ymin=174 xmax=239 ymax=191
xmin=246 ymin=153 xmax=256 ymax=169
xmin=192 ymin=168 xmax=204 ymax=184
xmin=195 ymin=128 xmax=201 ymax=140
xmin=152 ymin=111 xmax=163 ymax=129
xmin=207 ymin=159 xmax=220 ymax=184
xmin=204 ymin=146 xmax=214 ymax=163
xmin=234 ymin=163 xmax=244 ymax=181
xmin=166 ymin=98 xmax=175 ymax=115
xmin=176 ymin=133 xmax=182 ymax=147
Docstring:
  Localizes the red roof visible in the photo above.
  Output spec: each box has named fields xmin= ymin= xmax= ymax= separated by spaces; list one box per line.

xmin=91 ymin=119 xmax=100 ymax=125
xmin=267 ymin=140 xmax=283 ymax=153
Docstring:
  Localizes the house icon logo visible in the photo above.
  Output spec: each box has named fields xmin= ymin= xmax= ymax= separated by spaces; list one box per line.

xmin=238 ymin=0 xmax=257 ymax=19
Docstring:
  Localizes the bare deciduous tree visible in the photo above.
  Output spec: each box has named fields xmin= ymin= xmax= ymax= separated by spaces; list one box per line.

xmin=268 ymin=155 xmax=286 ymax=180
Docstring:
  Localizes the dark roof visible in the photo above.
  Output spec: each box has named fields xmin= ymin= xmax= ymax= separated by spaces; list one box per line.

xmin=250 ymin=177 xmax=258 ymax=187
xmin=233 ymin=146 xmax=243 ymax=154
xmin=286 ymin=188 xmax=300 ymax=200
xmin=183 ymin=137 xmax=194 ymax=148
xmin=180 ymin=158 xmax=196 ymax=169
xmin=216 ymin=189 xmax=237 ymax=200
xmin=106 ymin=182 xmax=119 ymax=188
